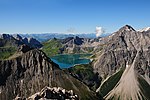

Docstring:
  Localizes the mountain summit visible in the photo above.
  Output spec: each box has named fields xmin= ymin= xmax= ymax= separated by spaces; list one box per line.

xmin=119 ymin=25 xmax=136 ymax=32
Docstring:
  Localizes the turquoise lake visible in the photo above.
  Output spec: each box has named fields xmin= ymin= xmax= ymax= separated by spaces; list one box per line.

xmin=50 ymin=54 xmax=92 ymax=68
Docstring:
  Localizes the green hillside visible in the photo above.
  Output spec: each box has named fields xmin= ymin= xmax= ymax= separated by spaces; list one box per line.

xmin=98 ymin=68 xmax=124 ymax=97
xmin=0 ymin=46 xmax=17 ymax=60
xmin=42 ymin=39 xmax=63 ymax=57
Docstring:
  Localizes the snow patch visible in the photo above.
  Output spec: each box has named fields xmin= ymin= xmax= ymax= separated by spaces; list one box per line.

xmin=138 ymin=27 xmax=150 ymax=32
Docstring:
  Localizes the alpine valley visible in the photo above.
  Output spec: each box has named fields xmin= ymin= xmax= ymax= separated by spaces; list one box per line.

xmin=0 ymin=25 xmax=150 ymax=100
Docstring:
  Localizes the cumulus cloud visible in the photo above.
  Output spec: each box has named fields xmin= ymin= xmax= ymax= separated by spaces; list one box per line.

xmin=95 ymin=26 xmax=105 ymax=37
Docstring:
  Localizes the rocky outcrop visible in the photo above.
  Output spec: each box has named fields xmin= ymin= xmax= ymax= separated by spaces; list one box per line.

xmin=15 ymin=86 xmax=79 ymax=100
xmin=18 ymin=44 xmax=33 ymax=53
xmin=0 ymin=49 xmax=98 ymax=100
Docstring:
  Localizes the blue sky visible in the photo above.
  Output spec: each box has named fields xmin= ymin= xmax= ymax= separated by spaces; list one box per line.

xmin=0 ymin=0 xmax=150 ymax=34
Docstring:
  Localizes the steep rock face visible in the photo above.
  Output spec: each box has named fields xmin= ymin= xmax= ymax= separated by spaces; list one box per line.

xmin=94 ymin=25 xmax=150 ymax=99
xmin=94 ymin=25 xmax=150 ymax=79
xmin=0 ymin=49 xmax=98 ymax=100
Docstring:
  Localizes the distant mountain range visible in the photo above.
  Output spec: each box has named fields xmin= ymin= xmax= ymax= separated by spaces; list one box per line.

xmin=18 ymin=33 xmax=97 ymax=42
xmin=18 ymin=32 xmax=111 ymax=42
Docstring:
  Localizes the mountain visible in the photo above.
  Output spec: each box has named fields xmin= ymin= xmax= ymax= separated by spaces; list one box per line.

xmin=0 ymin=34 xmax=42 ymax=48
xmin=42 ymin=36 xmax=102 ymax=56
xmin=0 ymin=47 xmax=98 ymax=99
xmin=0 ymin=34 xmax=42 ymax=60
xmin=0 ymin=34 xmax=24 ymax=60
xmin=0 ymin=34 xmax=23 ymax=47
xmin=19 ymin=33 xmax=97 ymax=42
xmin=92 ymin=25 xmax=150 ymax=100
xmin=13 ymin=34 xmax=42 ymax=48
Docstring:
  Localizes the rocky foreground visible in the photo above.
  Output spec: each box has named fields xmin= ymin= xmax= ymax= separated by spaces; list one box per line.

xmin=15 ymin=86 xmax=79 ymax=100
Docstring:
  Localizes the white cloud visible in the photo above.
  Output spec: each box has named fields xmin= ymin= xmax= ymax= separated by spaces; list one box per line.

xmin=95 ymin=26 xmax=105 ymax=37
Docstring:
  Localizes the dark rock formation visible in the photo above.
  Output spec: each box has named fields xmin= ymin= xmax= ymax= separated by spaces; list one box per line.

xmin=18 ymin=44 xmax=33 ymax=53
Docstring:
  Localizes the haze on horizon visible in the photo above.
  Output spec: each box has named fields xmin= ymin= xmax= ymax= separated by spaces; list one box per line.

xmin=0 ymin=0 xmax=150 ymax=34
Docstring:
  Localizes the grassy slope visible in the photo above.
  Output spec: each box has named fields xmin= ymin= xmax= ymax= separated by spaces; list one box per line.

xmin=0 ymin=37 xmax=20 ymax=60
xmin=138 ymin=76 xmax=150 ymax=100
xmin=0 ymin=46 xmax=17 ymax=60
xmin=67 ymin=64 xmax=101 ymax=91
xmin=42 ymin=39 xmax=62 ymax=57
xmin=98 ymin=68 xmax=124 ymax=97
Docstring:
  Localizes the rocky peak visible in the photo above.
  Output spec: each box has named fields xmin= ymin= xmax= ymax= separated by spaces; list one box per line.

xmin=0 ymin=34 xmax=13 ymax=39
xmin=14 ymin=34 xmax=23 ymax=40
xmin=28 ymin=37 xmax=43 ymax=48
xmin=62 ymin=37 xmax=74 ymax=44
xmin=74 ymin=36 xmax=83 ymax=45
xmin=62 ymin=36 xmax=83 ymax=45
xmin=119 ymin=25 xmax=136 ymax=32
